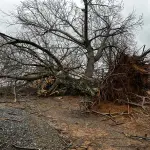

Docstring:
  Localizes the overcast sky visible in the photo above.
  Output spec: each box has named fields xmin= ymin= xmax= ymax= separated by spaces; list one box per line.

xmin=0 ymin=0 xmax=150 ymax=48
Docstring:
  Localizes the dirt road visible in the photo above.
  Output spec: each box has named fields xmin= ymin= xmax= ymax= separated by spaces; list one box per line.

xmin=0 ymin=101 xmax=67 ymax=150
xmin=0 ymin=96 xmax=150 ymax=150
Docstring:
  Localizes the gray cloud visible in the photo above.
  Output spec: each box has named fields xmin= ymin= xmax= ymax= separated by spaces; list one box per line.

xmin=123 ymin=0 xmax=150 ymax=48
xmin=0 ymin=0 xmax=150 ymax=48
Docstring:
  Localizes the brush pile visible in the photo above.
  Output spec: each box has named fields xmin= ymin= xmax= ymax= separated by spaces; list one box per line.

xmin=97 ymin=51 xmax=150 ymax=107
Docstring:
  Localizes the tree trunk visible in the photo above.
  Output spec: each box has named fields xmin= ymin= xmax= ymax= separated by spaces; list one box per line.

xmin=85 ymin=57 xmax=95 ymax=78
xmin=85 ymin=50 xmax=95 ymax=78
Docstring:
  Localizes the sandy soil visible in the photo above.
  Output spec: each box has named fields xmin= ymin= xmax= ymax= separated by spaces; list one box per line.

xmin=25 ymin=96 xmax=150 ymax=150
xmin=1 ymin=95 xmax=150 ymax=150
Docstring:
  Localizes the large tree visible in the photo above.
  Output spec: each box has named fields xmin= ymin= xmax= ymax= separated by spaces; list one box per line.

xmin=0 ymin=0 xmax=143 ymax=84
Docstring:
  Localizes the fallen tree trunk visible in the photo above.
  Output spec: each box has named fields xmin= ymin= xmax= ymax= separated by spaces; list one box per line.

xmin=0 ymin=49 xmax=149 ymax=110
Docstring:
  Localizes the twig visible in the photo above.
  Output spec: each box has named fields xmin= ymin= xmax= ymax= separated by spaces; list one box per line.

xmin=49 ymin=90 xmax=59 ymax=96
xmin=14 ymin=80 xmax=17 ymax=102
xmin=0 ymin=101 xmax=15 ymax=103
xmin=127 ymin=97 xmax=130 ymax=114
xmin=92 ymin=110 xmax=128 ymax=116
xmin=112 ymin=144 xmax=148 ymax=149
xmin=12 ymin=145 xmax=41 ymax=150
xmin=142 ymin=45 xmax=146 ymax=53
xmin=0 ymin=100 xmax=28 ymax=103
xmin=29 ymin=109 xmax=50 ymax=115
xmin=92 ymin=110 xmax=127 ymax=125
xmin=120 ymin=132 xmax=150 ymax=141
xmin=62 ymin=144 xmax=73 ymax=150
xmin=119 ymin=99 xmax=145 ymax=108
xmin=0 ymin=117 xmax=23 ymax=122
xmin=108 ymin=111 xmax=119 ymax=124
xmin=130 ymin=93 xmax=150 ymax=107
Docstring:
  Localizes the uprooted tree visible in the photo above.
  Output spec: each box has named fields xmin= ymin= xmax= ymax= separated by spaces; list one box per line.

xmin=0 ymin=0 xmax=149 ymax=106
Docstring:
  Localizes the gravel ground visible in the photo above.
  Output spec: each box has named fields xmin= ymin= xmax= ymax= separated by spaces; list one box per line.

xmin=0 ymin=104 xmax=67 ymax=150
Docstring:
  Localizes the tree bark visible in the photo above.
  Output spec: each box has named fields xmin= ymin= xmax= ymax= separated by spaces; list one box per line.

xmin=85 ymin=47 xmax=95 ymax=78
xmin=83 ymin=0 xmax=95 ymax=78
xmin=84 ymin=0 xmax=88 ymax=46
xmin=85 ymin=57 xmax=95 ymax=78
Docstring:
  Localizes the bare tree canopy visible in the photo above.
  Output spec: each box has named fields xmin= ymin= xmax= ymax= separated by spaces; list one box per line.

xmin=0 ymin=0 xmax=149 ymax=99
